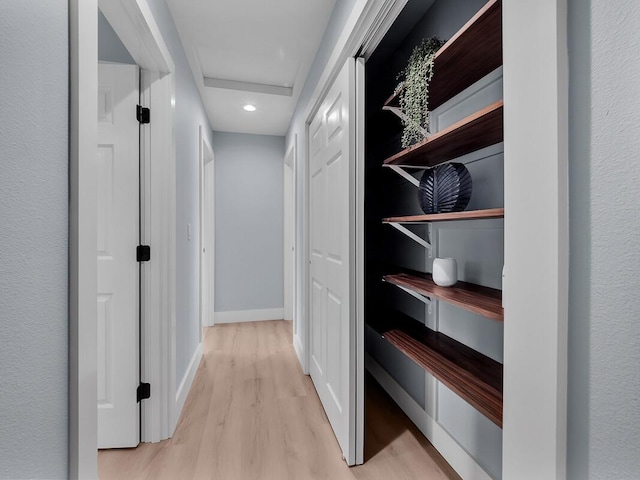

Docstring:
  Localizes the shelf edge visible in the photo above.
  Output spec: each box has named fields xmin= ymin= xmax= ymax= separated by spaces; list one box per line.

xmin=383 ymin=208 xmax=504 ymax=223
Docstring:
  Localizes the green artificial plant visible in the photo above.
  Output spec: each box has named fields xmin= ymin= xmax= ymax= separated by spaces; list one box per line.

xmin=395 ymin=37 xmax=446 ymax=148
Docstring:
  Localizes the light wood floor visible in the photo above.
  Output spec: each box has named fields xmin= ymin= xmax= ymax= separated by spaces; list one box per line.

xmin=99 ymin=320 xmax=460 ymax=480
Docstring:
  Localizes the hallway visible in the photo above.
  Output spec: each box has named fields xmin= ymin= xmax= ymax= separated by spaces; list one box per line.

xmin=99 ymin=321 xmax=459 ymax=480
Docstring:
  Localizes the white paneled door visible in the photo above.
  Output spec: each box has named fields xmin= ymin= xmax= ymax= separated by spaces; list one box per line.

xmin=308 ymin=57 xmax=363 ymax=465
xmin=97 ymin=63 xmax=140 ymax=449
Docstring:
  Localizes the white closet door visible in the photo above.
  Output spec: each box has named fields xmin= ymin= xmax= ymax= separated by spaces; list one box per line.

xmin=308 ymin=57 xmax=363 ymax=465
xmin=97 ymin=63 xmax=140 ymax=449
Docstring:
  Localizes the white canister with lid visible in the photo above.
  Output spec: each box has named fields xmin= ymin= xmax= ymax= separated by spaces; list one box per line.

xmin=432 ymin=257 xmax=458 ymax=287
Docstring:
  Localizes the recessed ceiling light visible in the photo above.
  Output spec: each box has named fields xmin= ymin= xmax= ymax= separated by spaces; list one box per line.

xmin=243 ymin=104 xmax=256 ymax=112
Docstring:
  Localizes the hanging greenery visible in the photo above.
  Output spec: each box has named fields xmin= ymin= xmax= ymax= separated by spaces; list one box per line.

xmin=395 ymin=37 xmax=446 ymax=148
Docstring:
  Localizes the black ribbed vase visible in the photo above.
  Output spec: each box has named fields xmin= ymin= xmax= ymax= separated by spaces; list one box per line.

xmin=418 ymin=163 xmax=472 ymax=214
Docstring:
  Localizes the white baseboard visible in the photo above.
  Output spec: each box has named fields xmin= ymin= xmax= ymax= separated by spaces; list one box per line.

xmin=214 ymin=308 xmax=284 ymax=324
xmin=171 ymin=342 xmax=203 ymax=433
xmin=366 ymin=354 xmax=492 ymax=480
xmin=293 ymin=333 xmax=307 ymax=374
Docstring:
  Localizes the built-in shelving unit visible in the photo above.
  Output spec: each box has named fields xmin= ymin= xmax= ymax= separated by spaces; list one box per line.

xmin=369 ymin=310 xmax=503 ymax=427
xmin=383 ymin=0 xmax=502 ymax=112
xmin=384 ymin=272 xmax=503 ymax=321
xmin=384 ymin=207 xmax=504 ymax=224
xmin=372 ymin=0 xmax=505 ymax=434
xmin=383 ymin=101 xmax=503 ymax=167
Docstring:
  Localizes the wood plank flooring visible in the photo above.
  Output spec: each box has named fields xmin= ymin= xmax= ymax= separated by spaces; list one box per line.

xmin=99 ymin=320 xmax=460 ymax=480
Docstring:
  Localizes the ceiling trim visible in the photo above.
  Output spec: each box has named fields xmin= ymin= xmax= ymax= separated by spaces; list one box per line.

xmin=203 ymin=77 xmax=294 ymax=97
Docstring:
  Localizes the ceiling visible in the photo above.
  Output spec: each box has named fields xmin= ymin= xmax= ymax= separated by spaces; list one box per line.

xmin=166 ymin=0 xmax=337 ymax=136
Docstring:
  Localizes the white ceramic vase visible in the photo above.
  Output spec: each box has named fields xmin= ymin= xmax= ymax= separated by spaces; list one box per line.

xmin=432 ymin=257 xmax=458 ymax=287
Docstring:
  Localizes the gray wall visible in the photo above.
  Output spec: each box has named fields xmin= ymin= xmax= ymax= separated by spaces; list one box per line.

xmin=212 ymin=131 xmax=285 ymax=312
xmin=98 ymin=10 xmax=135 ymax=64
xmin=0 ymin=1 xmax=69 ymax=478
xmin=567 ymin=0 xmax=640 ymax=478
xmin=144 ymin=0 xmax=215 ymax=384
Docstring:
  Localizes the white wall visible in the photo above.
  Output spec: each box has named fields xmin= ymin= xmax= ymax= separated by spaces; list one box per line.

xmin=143 ymin=0 xmax=215 ymax=391
xmin=212 ymin=131 xmax=285 ymax=314
xmin=0 ymin=1 xmax=69 ymax=477
xmin=567 ymin=0 xmax=640 ymax=478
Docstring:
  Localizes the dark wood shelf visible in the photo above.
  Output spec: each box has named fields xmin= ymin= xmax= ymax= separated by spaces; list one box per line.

xmin=384 ymin=0 xmax=502 ymax=112
xmin=383 ymin=101 xmax=503 ymax=167
xmin=384 ymin=272 xmax=503 ymax=321
xmin=369 ymin=310 xmax=503 ymax=427
xmin=384 ymin=208 xmax=504 ymax=224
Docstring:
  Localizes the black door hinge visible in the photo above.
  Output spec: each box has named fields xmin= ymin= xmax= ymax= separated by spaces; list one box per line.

xmin=137 ymin=105 xmax=150 ymax=124
xmin=137 ymin=245 xmax=151 ymax=262
xmin=137 ymin=383 xmax=151 ymax=403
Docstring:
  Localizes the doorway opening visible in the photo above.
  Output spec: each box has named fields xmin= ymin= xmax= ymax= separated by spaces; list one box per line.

xmin=284 ymin=139 xmax=296 ymax=324
xmin=200 ymin=126 xmax=215 ymax=334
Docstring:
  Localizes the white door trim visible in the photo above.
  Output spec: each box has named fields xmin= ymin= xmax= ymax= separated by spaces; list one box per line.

xmin=502 ymin=1 xmax=569 ymax=478
xmin=69 ymin=1 xmax=99 ymax=476
xmin=353 ymin=57 xmax=366 ymax=465
xmin=199 ymin=126 xmax=215 ymax=331
xmin=284 ymin=140 xmax=296 ymax=323
xmin=70 ymin=0 xmax=176 ymax=476
xmin=288 ymin=133 xmax=309 ymax=369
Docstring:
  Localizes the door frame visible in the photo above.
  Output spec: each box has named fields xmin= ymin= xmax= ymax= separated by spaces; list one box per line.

xmin=199 ymin=126 xmax=215 ymax=332
xmin=70 ymin=0 xmax=176 ymax=477
xmin=502 ymin=1 xmax=569 ymax=477
xmin=296 ymin=0 xmax=569 ymax=476
xmin=284 ymin=138 xmax=296 ymax=323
